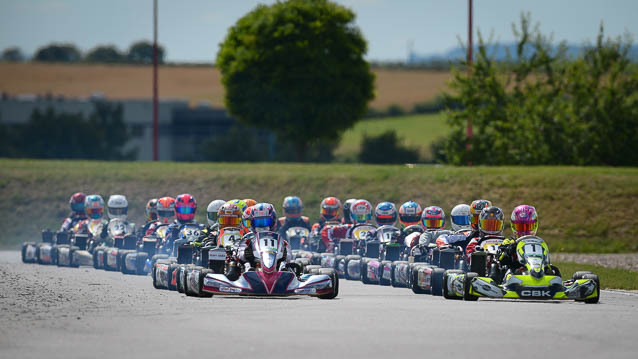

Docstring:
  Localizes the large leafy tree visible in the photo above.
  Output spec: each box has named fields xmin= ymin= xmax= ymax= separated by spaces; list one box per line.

xmin=85 ymin=45 xmax=124 ymax=63
xmin=216 ymin=0 xmax=375 ymax=161
xmin=127 ymin=41 xmax=165 ymax=64
xmin=34 ymin=43 xmax=81 ymax=63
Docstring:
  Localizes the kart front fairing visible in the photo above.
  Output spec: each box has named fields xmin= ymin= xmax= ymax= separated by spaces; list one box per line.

xmin=202 ymin=271 xmax=333 ymax=296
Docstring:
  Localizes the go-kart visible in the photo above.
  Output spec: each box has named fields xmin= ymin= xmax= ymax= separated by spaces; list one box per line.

xmin=389 ymin=225 xmax=425 ymax=288
xmin=359 ymin=226 xmax=404 ymax=285
xmin=100 ymin=219 xmax=138 ymax=271
xmin=21 ymin=229 xmax=57 ymax=264
xmin=443 ymin=235 xmax=600 ymax=303
xmin=201 ymin=231 xmax=338 ymax=299
xmin=285 ymin=227 xmax=310 ymax=250
xmin=151 ymin=223 xmax=202 ymax=290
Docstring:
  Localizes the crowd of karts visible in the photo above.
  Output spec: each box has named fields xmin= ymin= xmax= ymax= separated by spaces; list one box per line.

xmin=22 ymin=193 xmax=600 ymax=303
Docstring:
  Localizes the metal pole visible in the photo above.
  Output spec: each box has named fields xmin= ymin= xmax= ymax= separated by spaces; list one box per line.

xmin=466 ymin=0 xmax=473 ymax=165
xmin=152 ymin=0 xmax=159 ymax=161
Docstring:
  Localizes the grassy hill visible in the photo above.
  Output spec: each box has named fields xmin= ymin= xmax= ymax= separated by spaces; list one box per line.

xmin=1 ymin=159 xmax=636 ymax=253
xmin=0 ymin=63 xmax=451 ymax=111
xmin=334 ymin=113 xmax=450 ymax=161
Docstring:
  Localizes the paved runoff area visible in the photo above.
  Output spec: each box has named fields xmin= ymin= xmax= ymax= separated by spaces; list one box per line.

xmin=1 ymin=251 xmax=637 ymax=359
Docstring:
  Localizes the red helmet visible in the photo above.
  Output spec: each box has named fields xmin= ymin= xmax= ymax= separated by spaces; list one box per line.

xmin=157 ymin=197 xmax=176 ymax=224
xmin=70 ymin=192 xmax=86 ymax=214
xmin=175 ymin=194 xmax=197 ymax=223
xmin=320 ymin=197 xmax=342 ymax=221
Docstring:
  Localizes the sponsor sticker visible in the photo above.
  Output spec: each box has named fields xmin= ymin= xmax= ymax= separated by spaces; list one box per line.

xmin=294 ymin=288 xmax=317 ymax=294
xmin=219 ymin=286 xmax=242 ymax=293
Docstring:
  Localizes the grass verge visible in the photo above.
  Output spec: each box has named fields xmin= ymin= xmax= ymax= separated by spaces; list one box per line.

xmin=1 ymin=159 xmax=637 ymax=253
xmin=553 ymin=261 xmax=638 ymax=290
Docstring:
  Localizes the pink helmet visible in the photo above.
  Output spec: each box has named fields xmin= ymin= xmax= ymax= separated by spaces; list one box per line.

xmin=510 ymin=205 xmax=538 ymax=238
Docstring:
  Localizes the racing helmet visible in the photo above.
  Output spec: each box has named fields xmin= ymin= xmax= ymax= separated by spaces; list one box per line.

xmin=320 ymin=197 xmax=342 ymax=221
xmin=242 ymin=206 xmax=254 ymax=233
xmin=374 ymin=202 xmax=398 ymax=226
xmin=450 ymin=204 xmax=472 ymax=232
xmin=470 ymin=199 xmax=492 ymax=230
xmin=350 ymin=199 xmax=372 ymax=224
xmin=175 ymin=194 xmax=197 ymax=223
xmin=282 ymin=196 xmax=303 ymax=218
xmin=398 ymin=201 xmax=422 ymax=227
xmin=70 ymin=192 xmax=86 ymax=214
xmin=107 ymin=194 xmax=128 ymax=220
xmin=243 ymin=199 xmax=257 ymax=208
xmin=84 ymin=194 xmax=105 ymax=220
xmin=206 ymin=199 xmax=226 ymax=226
xmin=145 ymin=198 xmax=158 ymax=222
xmin=156 ymin=196 xmax=176 ymax=224
xmin=510 ymin=205 xmax=539 ymax=238
xmin=217 ymin=203 xmax=242 ymax=229
xmin=479 ymin=206 xmax=505 ymax=236
xmin=251 ymin=203 xmax=277 ymax=232
xmin=422 ymin=206 xmax=445 ymax=230
xmin=228 ymin=199 xmax=248 ymax=215
xmin=342 ymin=198 xmax=357 ymax=224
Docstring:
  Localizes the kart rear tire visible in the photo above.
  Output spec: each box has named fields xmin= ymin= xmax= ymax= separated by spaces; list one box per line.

xmin=199 ymin=269 xmax=213 ymax=297
xmin=582 ymin=274 xmax=600 ymax=304
xmin=443 ymin=270 xmax=464 ymax=300
xmin=311 ymin=253 xmax=322 ymax=265
xmin=335 ymin=255 xmax=345 ymax=277
xmin=177 ymin=265 xmax=186 ymax=294
xmin=431 ymin=267 xmax=445 ymax=296
xmin=318 ymin=269 xmax=339 ymax=299
xmin=360 ymin=259 xmax=373 ymax=285
xmin=152 ymin=264 xmax=160 ymax=289
xmin=572 ymin=271 xmax=593 ymax=280
xmin=136 ymin=253 xmax=148 ymax=275
xmin=69 ymin=247 xmax=80 ymax=268
xmin=21 ymin=243 xmax=29 ymax=263
xmin=56 ymin=246 xmax=67 ymax=267
xmin=411 ymin=267 xmax=429 ymax=294
xmin=304 ymin=265 xmax=322 ymax=274
xmin=463 ymin=272 xmax=479 ymax=301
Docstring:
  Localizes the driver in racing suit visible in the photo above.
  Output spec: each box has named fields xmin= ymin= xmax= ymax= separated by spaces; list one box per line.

xmin=241 ymin=203 xmax=292 ymax=270
xmin=277 ymin=196 xmax=311 ymax=239
xmin=60 ymin=192 xmax=88 ymax=232
xmin=432 ymin=204 xmax=473 ymax=249
xmin=418 ymin=206 xmax=452 ymax=246
xmin=310 ymin=197 xmax=342 ymax=252
xmin=138 ymin=198 xmax=158 ymax=238
xmin=106 ymin=194 xmax=136 ymax=235
xmin=84 ymin=194 xmax=110 ymax=252
xmin=164 ymin=194 xmax=201 ymax=255
xmin=320 ymin=199 xmax=375 ymax=253
xmin=496 ymin=205 xmax=540 ymax=274
xmin=465 ymin=206 xmax=506 ymax=260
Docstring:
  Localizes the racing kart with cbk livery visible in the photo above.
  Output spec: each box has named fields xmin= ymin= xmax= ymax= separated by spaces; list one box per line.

xmin=200 ymin=231 xmax=338 ymax=299
xmin=442 ymin=235 xmax=600 ymax=303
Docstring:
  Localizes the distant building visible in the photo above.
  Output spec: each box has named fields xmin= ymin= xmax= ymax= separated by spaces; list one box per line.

xmin=0 ymin=96 xmax=269 ymax=161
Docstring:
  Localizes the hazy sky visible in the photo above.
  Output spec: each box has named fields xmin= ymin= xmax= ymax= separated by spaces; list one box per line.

xmin=1 ymin=0 xmax=637 ymax=62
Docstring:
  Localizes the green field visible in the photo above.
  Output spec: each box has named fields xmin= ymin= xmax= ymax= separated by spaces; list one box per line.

xmin=334 ymin=113 xmax=450 ymax=161
xmin=553 ymin=261 xmax=638 ymax=290
xmin=1 ymin=159 xmax=637 ymax=253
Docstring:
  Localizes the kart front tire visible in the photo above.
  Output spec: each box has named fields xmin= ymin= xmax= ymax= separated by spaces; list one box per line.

xmin=431 ymin=267 xmax=445 ymax=296
xmin=318 ymin=269 xmax=339 ymax=299
xmin=463 ymin=272 xmax=479 ymax=301
xmin=582 ymin=273 xmax=600 ymax=304
xmin=572 ymin=271 xmax=593 ymax=280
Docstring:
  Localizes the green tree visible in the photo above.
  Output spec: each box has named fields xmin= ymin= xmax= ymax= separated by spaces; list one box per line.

xmin=85 ymin=45 xmax=124 ymax=63
xmin=216 ymin=0 xmax=375 ymax=161
xmin=2 ymin=47 xmax=24 ymax=62
xmin=359 ymin=130 xmax=420 ymax=164
xmin=127 ymin=41 xmax=165 ymax=64
xmin=34 ymin=43 xmax=81 ymax=62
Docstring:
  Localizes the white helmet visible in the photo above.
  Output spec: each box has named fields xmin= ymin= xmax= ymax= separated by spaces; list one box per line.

xmin=206 ymin=199 xmax=226 ymax=226
xmin=450 ymin=204 xmax=472 ymax=232
xmin=107 ymin=194 xmax=129 ymax=220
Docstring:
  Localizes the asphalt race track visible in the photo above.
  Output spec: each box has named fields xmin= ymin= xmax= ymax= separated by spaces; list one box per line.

xmin=1 ymin=251 xmax=637 ymax=359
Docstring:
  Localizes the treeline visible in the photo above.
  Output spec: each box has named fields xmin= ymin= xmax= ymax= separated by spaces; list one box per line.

xmin=0 ymin=102 xmax=136 ymax=160
xmin=439 ymin=15 xmax=638 ymax=166
xmin=1 ymin=41 xmax=165 ymax=65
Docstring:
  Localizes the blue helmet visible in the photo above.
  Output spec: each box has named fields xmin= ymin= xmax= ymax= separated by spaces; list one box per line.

xmin=251 ymin=203 xmax=277 ymax=232
xmin=85 ymin=194 xmax=105 ymax=220
xmin=374 ymin=202 xmax=397 ymax=226
xmin=282 ymin=196 xmax=302 ymax=218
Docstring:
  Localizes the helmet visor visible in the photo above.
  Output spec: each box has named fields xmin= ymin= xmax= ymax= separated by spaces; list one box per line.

xmin=400 ymin=214 xmax=421 ymax=224
xmin=513 ymin=222 xmax=536 ymax=233
xmin=176 ymin=206 xmax=195 ymax=215
xmin=158 ymin=209 xmax=174 ymax=218
xmin=452 ymin=215 xmax=471 ymax=226
xmin=480 ymin=218 xmax=503 ymax=232
xmin=86 ymin=207 xmax=103 ymax=219
xmin=253 ymin=217 xmax=274 ymax=229
xmin=207 ymin=212 xmax=218 ymax=222
xmin=219 ymin=216 xmax=241 ymax=227
xmin=376 ymin=215 xmax=396 ymax=225
xmin=471 ymin=215 xmax=480 ymax=227
xmin=322 ymin=208 xmax=338 ymax=218
xmin=284 ymin=207 xmax=302 ymax=215
xmin=424 ymin=219 xmax=444 ymax=228
xmin=71 ymin=203 xmax=85 ymax=212
xmin=352 ymin=213 xmax=370 ymax=223
xmin=109 ymin=207 xmax=127 ymax=216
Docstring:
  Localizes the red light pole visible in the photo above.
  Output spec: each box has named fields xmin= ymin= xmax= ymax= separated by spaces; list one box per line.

xmin=466 ymin=0 xmax=473 ymax=165
xmin=152 ymin=0 xmax=159 ymax=161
